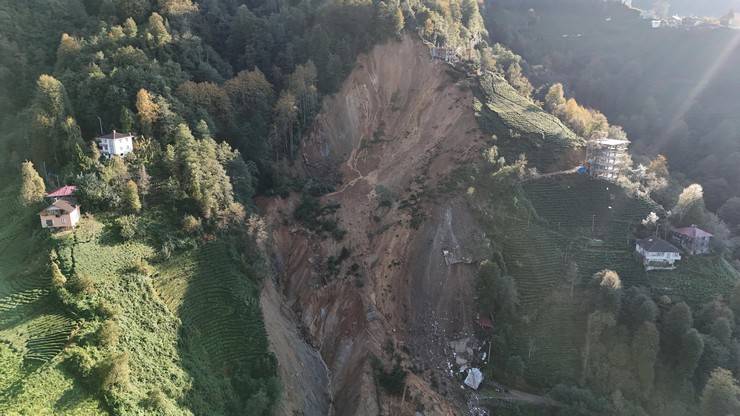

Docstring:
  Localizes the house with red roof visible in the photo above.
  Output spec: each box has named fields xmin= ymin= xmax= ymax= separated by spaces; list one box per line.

xmin=39 ymin=199 xmax=80 ymax=229
xmin=46 ymin=185 xmax=77 ymax=199
xmin=40 ymin=185 xmax=81 ymax=229
xmin=671 ymin=225 xmax=713 ymax=255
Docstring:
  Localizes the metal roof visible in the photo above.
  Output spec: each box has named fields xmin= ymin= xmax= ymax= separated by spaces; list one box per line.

xmin=637 ymin=238 xmax=680 ymax=253
xmin=46 ymin=185 xmax=77 ymax=198
xmin=673 ymin=225 xmax=713 ymax=238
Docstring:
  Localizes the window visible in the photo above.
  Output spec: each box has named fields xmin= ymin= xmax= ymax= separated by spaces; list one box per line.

xmin=45 ymin=220 xmax=53 ymax=227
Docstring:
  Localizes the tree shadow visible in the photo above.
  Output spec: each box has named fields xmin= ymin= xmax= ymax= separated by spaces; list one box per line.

xmin=174 ymin=240 xmax=279 ymax=415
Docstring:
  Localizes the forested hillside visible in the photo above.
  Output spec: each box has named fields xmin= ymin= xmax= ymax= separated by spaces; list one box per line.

xmin=0 ymin=0 xmax=489 ymax=414
xmin=487 ymin=0 xmax=740 ymax=259
xmin=3 ymin=0 xmax=740 ymax=414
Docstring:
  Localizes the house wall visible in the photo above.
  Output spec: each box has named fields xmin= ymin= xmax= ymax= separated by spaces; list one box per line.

xmin=672 ymin=232 xmax=711 ymax=255
xmin=100 ymin=137 xmax=133 ymax=156
xmin=40 ymin=207 xmax=80 ymax=229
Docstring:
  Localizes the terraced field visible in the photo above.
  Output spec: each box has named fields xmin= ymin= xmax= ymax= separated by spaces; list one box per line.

xmin=483 ymin=174 xmax=739 ymax=387
xmin=651 ymin=256 xmax=739 ymax=306
xmin=156 ymin=241 xmax=277 ymax=414
xmin=0 ymin=188 xmax=104 ymax=415
xmin=496 ymin=218 xmax=568 ymax=308
xmin=511 ymin=290 xmax=587 ymax=386
xmin=475 ymin=73 xmax=584 ymax=170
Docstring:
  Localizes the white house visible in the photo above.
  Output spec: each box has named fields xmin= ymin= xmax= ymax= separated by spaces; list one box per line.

xmin=39 ymin=199 xmax=80 ymax=229
xmin=636 ymin=238 xmax=681 ymax=271
xmin=96 ymin=130 xmax=135 ymax=157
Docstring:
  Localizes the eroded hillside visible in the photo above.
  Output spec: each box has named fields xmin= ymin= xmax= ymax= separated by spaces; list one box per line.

xmin=262 ymin=36 xmax=492 ymax=415
xmin=258 ymin=34 xmax=587 ymax=414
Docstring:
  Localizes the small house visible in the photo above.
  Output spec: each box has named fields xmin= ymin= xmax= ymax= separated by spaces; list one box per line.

xmin=46 ymin=185 xmax=77 ymax=202
xmin=635 ymin=238 xmax=681 ymax=271
xmin=39 ymin=199 xmax=80 ymax=229
xmin=671 ymin=225 xmax=713 ymax=255
xmin=96 ymin=130 xmax=135 ymax=157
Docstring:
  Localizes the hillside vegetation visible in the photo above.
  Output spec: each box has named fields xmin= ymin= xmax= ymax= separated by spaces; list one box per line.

xmin=468 ymin=167 xmax=740 ymax=414
xmin=487 ymin=0 xmax=740 ymax=231
xmin=0 ymin=188 xmax=105 ymax=415
xmin=475 ymin=72 xmax=583 ymax=171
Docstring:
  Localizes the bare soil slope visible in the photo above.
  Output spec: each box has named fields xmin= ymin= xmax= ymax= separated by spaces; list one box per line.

xmin=262 ymin=36 xmax=491 ymax=415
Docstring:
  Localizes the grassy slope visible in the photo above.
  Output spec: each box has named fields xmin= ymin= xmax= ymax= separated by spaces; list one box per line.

xmin=55 ymin=215 xmax=275 ymax=414
xmin=1 ymin=187 xmax=275 ymax=414
xmin=54 ymin=217 xmax=192 ymax=414
xmin=0 ymin=188 xmax=104 ymax=415
xmin=475 ymin=72 xmax=584 ymax=171
xmin=156 ymin=242 xmax=274 ymax=415
xmin=477 ymin=174 xmax=740 ymax=386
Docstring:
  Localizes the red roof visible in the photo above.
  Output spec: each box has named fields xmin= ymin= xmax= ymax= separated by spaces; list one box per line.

xmin=46 ymin=185 xmax=77 ymax=198
xmin=673 ymin=226 xmax=713 ymax=239
xmin=478 ymin=317 xmax=494 ymax=330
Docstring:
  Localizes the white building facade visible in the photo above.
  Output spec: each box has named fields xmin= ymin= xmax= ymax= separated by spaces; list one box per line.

xmin=636 ymin=238 xmax=681 ymax=271
xmin=97 ymin=131 xmax=135 ymax=157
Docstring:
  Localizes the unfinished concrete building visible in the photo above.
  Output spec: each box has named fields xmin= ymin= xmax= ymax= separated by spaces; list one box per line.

xmin=585 ymin=137 xmax=630 ymax=181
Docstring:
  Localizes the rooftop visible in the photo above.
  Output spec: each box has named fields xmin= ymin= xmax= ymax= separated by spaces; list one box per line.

xmin=46 ymin=185 xmax=77 ymax=198
xmin=589 ymin=138 xmax=631 ymax=146
xmin=40 ymin=199 xmax=78 ymax=215
xmin=637 ymin=238 xmax=680 ymax=253
xmin=97 ymin=130 xmax=135 ymax=140
xmin=673 ymin=225 xmax=713 ymax=239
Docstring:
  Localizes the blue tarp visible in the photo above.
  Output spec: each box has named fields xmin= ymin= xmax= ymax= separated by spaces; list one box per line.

xmin=576 ymin=166 xmax=588 ymax=174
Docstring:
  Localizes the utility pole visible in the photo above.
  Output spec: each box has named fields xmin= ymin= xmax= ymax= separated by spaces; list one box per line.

xmin=591 ymin=214 xmax=596 ymax=236
xmin=96 ymin=116 xmax=104 ymax=135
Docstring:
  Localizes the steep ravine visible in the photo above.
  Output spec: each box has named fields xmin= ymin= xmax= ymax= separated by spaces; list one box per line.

xmin=260 ymin=36 xmax=491 ymax=415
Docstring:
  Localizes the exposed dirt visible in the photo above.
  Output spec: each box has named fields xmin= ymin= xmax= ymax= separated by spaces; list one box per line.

xmin=260 ymin=36 xmax=492 ymax=415
xmin=261 ymin=278 xmax=332 ymax=416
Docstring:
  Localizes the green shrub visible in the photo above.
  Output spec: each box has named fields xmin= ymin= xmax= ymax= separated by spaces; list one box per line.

xmin=375 ymin=185 xmax=395 ymax=208
xmin=115 ymin=215 xmax=139 ymax=240
xmin=145 ymin=388 xmax=173 ymax=412
xmin=97 ymin=301 xmax=121 ymax=320
xmin=182 ymin=214 xmax=202 ymax=234
xmin=69 ymin=272 xmax=96 ymax=294
xmin=99 ymin=352 xmax=131 ymax=393
xmin=294 ymin=193 xmax=345 ymax=240
xmin=97 ymin=320 xmax=120 ymax=349
xmin=371 ymin=355 xmax=406 ymax=395
xmin=50 ymin=261 xmax=67 ymax=288
xmin=64 ymin=346 xmax=98 ymax=380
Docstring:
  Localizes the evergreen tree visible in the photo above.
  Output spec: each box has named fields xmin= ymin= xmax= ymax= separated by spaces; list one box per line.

xmin=19 ymin=161 xmax=46 ymax=207
xmin=123 ymin=180 xmax=142 ymax=213
xmin=700 ymin=368 xmax=740 ymax=416
xmin=30 ymin=75 xmax=83 ymax=168
xmin=146 ymin=12 xmax=172 ymax=47
xmin=632 ymin=322 xmax=659 ymax=395
xmin=135 ymin=165 xmax=150 ymax=205
xmin=678 ymin=328 xmax=704 ymax=378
